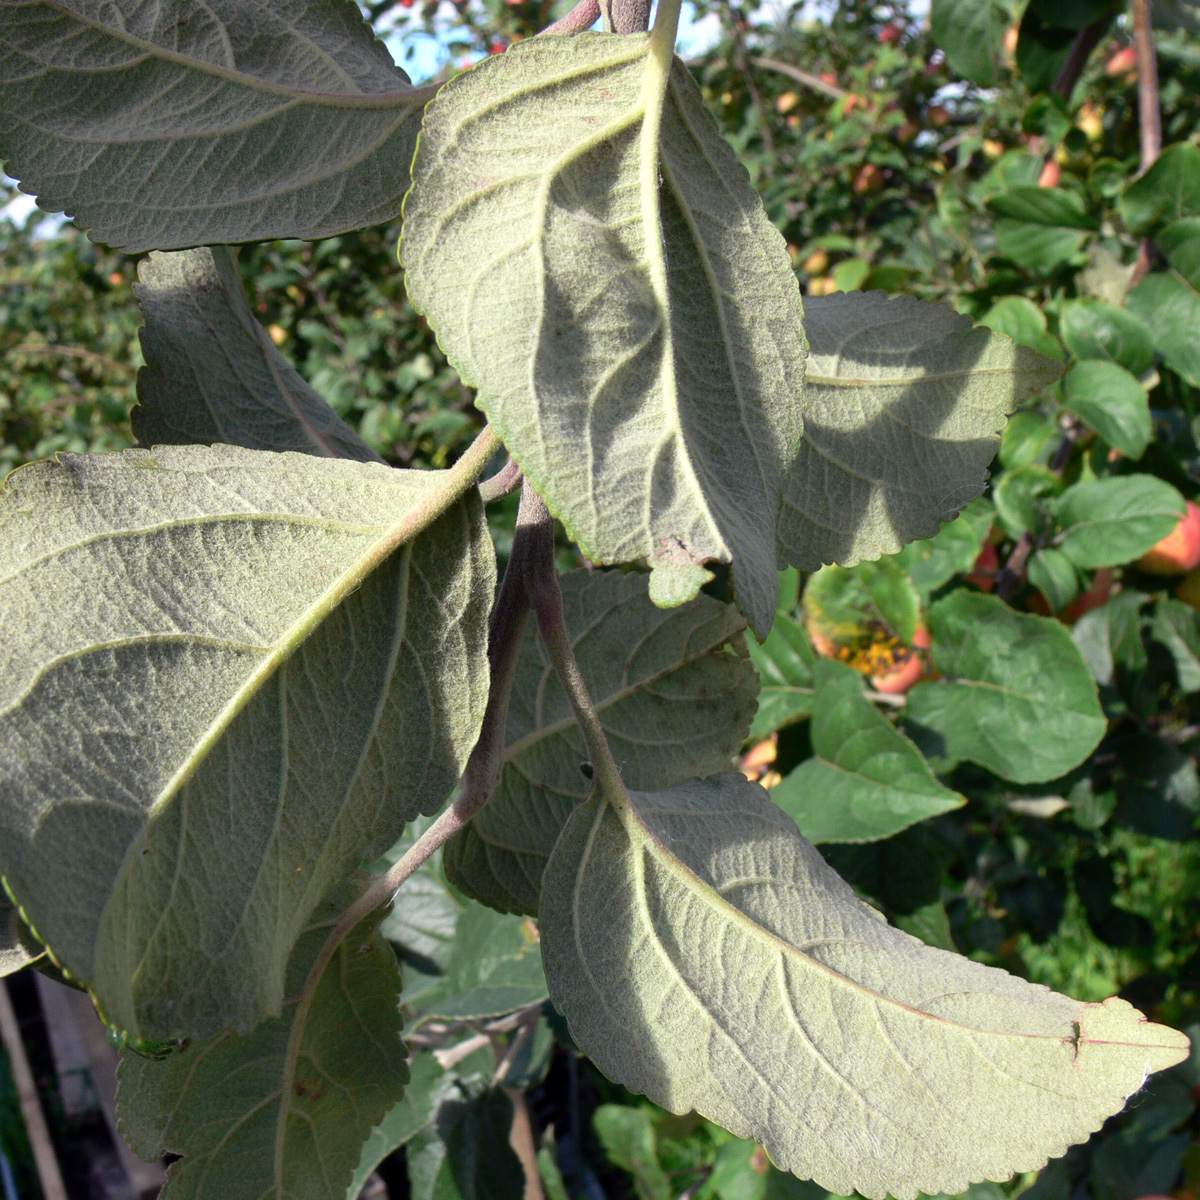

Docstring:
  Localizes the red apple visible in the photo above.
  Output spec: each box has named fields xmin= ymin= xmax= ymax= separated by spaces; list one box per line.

xmin=1105 ymin=46 xmax=1138 ymax=76
xmin=878 ymin=22 xmax=904 ymax=45
xmin=852 ymin=163 xmax=884 ymax=194
xmin=965 ymin=541 xmax=1000 ymax=592
xmin=1059 ymin=568 xmax=1114 ymax=624
xmin=1137 ymin=501 xmax=1200 ymax=575
xmin=1038 ymin=160 xmax=1061 ymax=188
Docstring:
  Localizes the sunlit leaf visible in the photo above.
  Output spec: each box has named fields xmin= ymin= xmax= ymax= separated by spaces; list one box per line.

xmin=0 ymin=0 xmax=431 ymax=251
xmin=0 ymin=445 xmax=493 ymax=1039
xmin=402 ymin=33 xmax=806 ymax=635
xmin=540 ymin=773 xmax=1189 ymax=1200
xmin=779 ymin=292 xmax=1060 ymax=570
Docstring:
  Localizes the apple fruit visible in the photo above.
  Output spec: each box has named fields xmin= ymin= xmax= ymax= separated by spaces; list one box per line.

xmin=1038 ymin=160 xmax=1061 ymax=188
xmin=878 ymin=22 xmax=904 ymax=45
xmin=802 ymin=249 xmax=830 ymax=276
xmin=852 ymin=163 xmax=884 ymax=194
xmin=1105 ymin=45 xmax=1138 ymax=76
xmin=965 ymin=541 xmax=1000 ymax=592
xmin=871 ymin=648 xmax=925 ymax=694
xmin=1137 ymin=501 xmax=1200 ymax=575
xmin=776 ymin=91 xmax=799 ymax=115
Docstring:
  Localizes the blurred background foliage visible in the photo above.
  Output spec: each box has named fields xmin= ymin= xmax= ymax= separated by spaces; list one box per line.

xmin=3 ymin=0 xmax=1200 ymax=1197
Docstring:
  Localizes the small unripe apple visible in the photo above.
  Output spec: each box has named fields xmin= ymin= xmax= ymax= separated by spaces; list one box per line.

xmin=1137 ymin=502 xmax=1200 ymax=575
xmin=852 ymin=163 xmax=884 ymax=194
xmin=776 ymin=91 xmax=799 ymax=115
xmin=982 ymin=139 xmax=1005 ymax=160
xmin=1077 ymin=103 xmax=1104 ymax=142
xmin=1105 ymin=46 xmax=1138 ymax=76
xmin=1038 ymin=160 xmax=1061 ymax=188
xmin=808 ymin=276 xmax=838 ymax=296
xmin=802 ymin=249 xmax=830 ymax=275
xmin=1004 ymin=26 xmax=1019 ymax=55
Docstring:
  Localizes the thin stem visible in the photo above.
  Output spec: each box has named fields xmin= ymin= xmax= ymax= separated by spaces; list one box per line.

xmin=541 ymin=0 xmax=600 ymax=35
xmin=522 ymin=490 xmax=627 ymax=804
xmin=1133 ymin=0 xmax=1162 ymax=175
xmin=749 ymin=56 xmax=848 ymax=101
xmin=479 ymin=457 xmax=523 ymax=504
xmin=1051 ymin=16 xmax=1110 ymax=100
xmin=727 ymin=8 xmax=775 ymax=158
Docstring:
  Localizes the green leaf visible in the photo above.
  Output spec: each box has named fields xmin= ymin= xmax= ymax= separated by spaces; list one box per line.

xmin=778 ymin=292 xmax=1060 ymax=570
xmin=892 ymin=499 xmax=991 ymax=599
xmin=930 ymin=0 xmax=1011 ymax=85
xmin=746 ymin=612 xmax=816 ymax=739
xmin=1028 ymin=547 xmax=1081 ymax=612
xmin=1150 ymin=599 xmax=1200 ymax=692
xmin=134 ymin=247 xmax=380 ymax=461
xmin=408 ymin=1088 xmax=525 ymax=1200
xmin=1159 ymin=217 xmax=1200 ymax=289
xmin=978 ymin=296 xmax=1063 ymax=361
xmin=1119 ymin=142 xmax=1200 ymax=235
xmin=1062 ymin=361 xmax=1152 ymax=460
xmin=906 ymin=592 xmax=1106 ymax=783
xmin=1126 ymin=270 xmax=1200 ymax=388
xmin=1072 ymin=591 xmax=1150 ymax=699
xmin=405 ymin=901 xmax=547 ymax=1026
xmin=0 ymin=896 xmax=41 ymax=978
xmin=0 ymin=445 xmax=493 ymax=1039
xmin=994 ymin=465 xmax=1063 ymax=540
xmin=1114 ymin=733 xmax=1200 ymax=840
xmin=118 ymin=893 xmax=408 ymax=1200
xmin=768 ymin=659 xmax=964 ymax=843
xmin=349 ymin=1053 xmax=451 ymax=1200
xmin=539 ymin=773 xmax=1189 ymax=1200
xmin=444 ymin=570 xmax=755 ymax=915
xmin=401 ymin=34 xmax=806 ymax=636
xmin=994 ymin=221 xmax=1090 ymax=274
xmin=1054 ymin=475 xmax=1186 ymax=568
xmin=1058 ymin=299 xmax=1156 ymax=376
xmin=0 ymin=1 xmax=429 ymax=252
xmin=593 ymin=1105 xmax=673 ymax=1200
xmin=989 ymin=187 xmax=1099 ymax=231
xmin=1015 ymin=7 xmax=1080 ymax=92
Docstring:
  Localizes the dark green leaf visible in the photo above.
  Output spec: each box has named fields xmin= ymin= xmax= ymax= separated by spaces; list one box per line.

xmin=989 ymin=188 xmax=1099 ymax=230
xmin=1126 ymin=270 xmax=1200 ymax=388
xmin=1159 ymin=217 xmax=1200 ymax=289
xmin=1120 ymin=142 xmax=1200 ymax=235
xmin=1062 ymin=361 xmax=1152 ymax=459
xmin=1028 ymin=548 xmax=1081 ymax=612
xmin=1058 ymin=299 xmax=1156 ymax=377
xmin=930 ymin=0 xmax=1011 ymax=86
xmin=893 ymin=499 xmax=993 ymax=599
xmin=747 ymin=612 xmax=817 ymax=739
xmin=593 ymin=1105 xmax=673 ymax=1200
xmin=1150 ymin=599 xmax=1200 ymax=691
xmin=768 ymin=659 xmax=964 ymax=843
xmin=1114 ymin=733 xmax=1200 ymax=840
xmin=1054 ymin=476 xmax=1186 ymax=568
xmin=906 ymin=593 xmax=1105 ymax=782
xmin=994 ymin=465 xmax=1063 ymax=539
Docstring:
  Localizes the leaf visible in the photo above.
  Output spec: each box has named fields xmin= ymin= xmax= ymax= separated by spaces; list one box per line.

xmin=1054 ymin=475 xmax=1186 ymax=568
xmin=746 ymin=612 xmax=817 ymax=740
xmin=778 ymin=292 xmax=1061 ymax=570
xmin=539 ymin=772 xmax=1189 ymax=1200
xmin=134 ymin=247 xmax=380 ymax=461
xmin=1151 ymin=599 xmax=1200 ymax=692
xmin=408 ymin=1087 xmax=525 ymax=1200
xmin=593 ymin=1105 xmax=673 ymax=1200
xmin=401 ymin=33 xmax=806 ymax=636
xmin=444 ymin=570 xmax=755 ymax=915
xmin=1126 ymin=270 xmax=1200 ymax=389
xmin=768 ymin=659 xmax=964 ymax=843
xmin=905 ymin=592 xmax=1106 ymax=783
xmin=802 ymin=559 xmax=922 ymax=649
xmin=1062 ymin=361 xmax=1152 ymax=460
xmin=989 ymin=187 xmax=1099 ymax=231
xmin=1119 ymin=142 xmax=1200 ymax=235
xmin=405 ymin=901 xmax=548 ymax=1026
xmin=893 ymin=500 xmax=991 ymax=599
xmin=1159 ymin=217 xmax=1200 ymax=289
xmin=979 ymin=296 xmax=1064 ymax=361
xmin=0 ymin=0 xmax=430 ymax=251
xmin=0 ymin=445 xmax=493 ymax=1039
xmin=117 ymin=891 xmax=408 ymax=1200
xmin=348 ymin=1052 xmax=452 ymax=1199
xmin=1028 ymin=547 xmax=1081 ymax=612
xmin=994 ymin=465 xmax=1063 ymax=540
xmin=1058 ymin=299 xmax=1155 ymax=376
xmin=930 ymin=0 xmax=1012 ymax=86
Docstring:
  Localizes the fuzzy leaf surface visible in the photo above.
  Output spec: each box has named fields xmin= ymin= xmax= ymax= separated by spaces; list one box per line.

xmin=401 ymin=33 xmax=806 ymax=636
xmin=444 ymin=570 xmax=756 ymax=915
xmin=0 ymin=0 xmax=429 ymax=251
xmin=0 ymin=445 xmax=493 ymax=1039
xmin=134 ymin=247 xmax=380 ymax=461
xmin=779 ymin=292 xmax=1061 ymax=570
xmin=905 ymin=592 xmax=1106 ymax=783
xmin=539 ymin=773 xmax=1189 ymax=1200
xmin=769 ymin=659 xmax=964 ymax=843
xmin=118 ymin=891 xmax=407 ymax=1200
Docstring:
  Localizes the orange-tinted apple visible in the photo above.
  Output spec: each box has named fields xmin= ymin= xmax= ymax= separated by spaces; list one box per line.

xmin=1038 ymin=160 xmax=1061 ymax=188
xmin=1105 ymin=45 xmax=1138 ymax=76
xmin=1138 ymin=501 xmax=1200 ymax=574
xmin=852 ymin=163 xmax=885 ymax=194
xmin=802 ymin=249 xmax=830 ymax=275
xmin=1059 ymin=568 xmax=1114 ymax=624
xmin=871 ymin=651 xmax=924 ymax=694
xmin=1004 ymin=26 xmax=1019 ymax=54
xmin=776 ymin=91 xmax=799 ymax=114
xmin=965 ymin=541 xmax=1000 ymax=592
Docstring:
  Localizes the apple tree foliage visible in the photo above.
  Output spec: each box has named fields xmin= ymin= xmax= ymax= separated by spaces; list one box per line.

xmin=0 ymin=1 xmax=1198 ymax=1198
